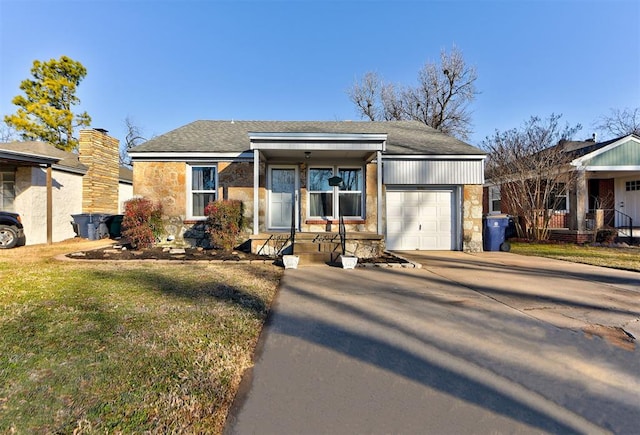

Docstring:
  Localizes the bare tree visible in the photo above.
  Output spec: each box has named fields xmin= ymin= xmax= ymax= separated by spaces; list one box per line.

xmin=120 ymin=116 xmax=146 ymax=167
xmin=593 ymin=107 xmax=640 ymax=138
xmin=483 ymin=114 xmax=582 ymax=241
xmin=0 ymin=121 xmax=18 ymax=142
xmin=347 ymin=45 xmax=478 ymax=140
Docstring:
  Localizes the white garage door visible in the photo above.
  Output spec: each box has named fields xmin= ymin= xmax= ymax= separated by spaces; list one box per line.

xmin=386 ymin=189 xmax=455 ymax=250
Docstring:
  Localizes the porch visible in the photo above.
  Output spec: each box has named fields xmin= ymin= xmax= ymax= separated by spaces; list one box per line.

xmin=547 ymin=209 xmax=639 ymax=244
xmin=250 ymin=231 xmax=385 ymax=263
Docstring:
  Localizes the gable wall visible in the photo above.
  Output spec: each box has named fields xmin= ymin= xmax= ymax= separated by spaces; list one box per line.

xmin=585 ymin=139 xmax=640 ymax=166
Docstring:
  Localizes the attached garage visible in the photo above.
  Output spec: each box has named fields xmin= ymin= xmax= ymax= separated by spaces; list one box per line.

xmin=383 ymin=157 xmax=484 ymax=251
xmin=386 ymin=188 xmax=458 ymax=250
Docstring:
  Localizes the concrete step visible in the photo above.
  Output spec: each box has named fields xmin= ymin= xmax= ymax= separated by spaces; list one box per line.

xmin=296 ymin=251 xmax=333 ymax=265
xmin=293 ymin=241 xmax=340 ymax=254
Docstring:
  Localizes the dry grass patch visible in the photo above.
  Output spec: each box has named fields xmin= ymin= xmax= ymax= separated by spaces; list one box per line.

xmin=0 ymin=240 xmax=283 ymax=433
xmin=510 ymin=242 xmax=640 ymax=272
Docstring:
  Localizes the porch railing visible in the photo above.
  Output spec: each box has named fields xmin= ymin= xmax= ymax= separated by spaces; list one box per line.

xmin=338 ymin=215 xmax=346 ymax=255
xmin=614 ymin=209 xmax=633 ymax=241
xmin=289 ymin=199 xmax=296 ymax=255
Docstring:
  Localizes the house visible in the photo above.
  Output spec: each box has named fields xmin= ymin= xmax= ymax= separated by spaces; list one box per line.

xmin=0 ymin=129 xmax=134 ymax=245
xmin=484 ymin=133 xmax=640 ymax=243
xmin=129 ymin=120 xmax=486 ymax=256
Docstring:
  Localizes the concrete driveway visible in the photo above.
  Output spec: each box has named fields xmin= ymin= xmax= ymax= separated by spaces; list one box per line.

xmin=225 ymin=252 xmax=640 ymax=434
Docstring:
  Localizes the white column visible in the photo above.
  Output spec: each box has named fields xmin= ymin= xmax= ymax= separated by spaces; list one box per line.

xmin=253 ymin=149 xmax=260 ymax=235
xmin=377 ymin=150 xmax=383 ymax=235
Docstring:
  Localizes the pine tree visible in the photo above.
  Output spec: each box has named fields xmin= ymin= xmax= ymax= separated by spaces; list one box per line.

xmin=4 ymin=56 xmax=91 ymax=151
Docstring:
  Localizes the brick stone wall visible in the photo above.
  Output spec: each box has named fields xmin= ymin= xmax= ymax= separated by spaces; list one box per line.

xmin=134 ymin=161 xmax=187 ymax=217
xmin=463 ymin=184 xmax=483 ymax=252
xmin=79 ymin=129 xmax=120 ymax=213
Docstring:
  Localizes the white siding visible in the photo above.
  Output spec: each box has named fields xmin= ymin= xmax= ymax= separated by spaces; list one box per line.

xmin=383 ymin=159 xmax=484 ymax=185
xmin=118 ymin=182 xmax=133 ymax=213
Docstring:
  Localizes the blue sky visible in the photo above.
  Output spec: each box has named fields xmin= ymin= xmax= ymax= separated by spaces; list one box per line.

xmin=1 ymin=0 xmax=638 ymax=148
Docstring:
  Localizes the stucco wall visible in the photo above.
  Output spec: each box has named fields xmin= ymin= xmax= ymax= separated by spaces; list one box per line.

xmin=14 ymin=167 xmax=83 ymax=245
xmin=463 ymin=184 xmax=483 ymax=252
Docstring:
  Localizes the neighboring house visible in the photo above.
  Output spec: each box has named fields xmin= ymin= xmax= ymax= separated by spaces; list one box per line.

xmin=0 ymin=129 xmax=134 ymax=245
xmin=129 ymin=120 xmax=487 ymax=254
xmin=483 ymin=133 xmax=640 ymax=243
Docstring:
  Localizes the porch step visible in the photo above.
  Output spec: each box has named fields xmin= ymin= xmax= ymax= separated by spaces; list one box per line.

xmin=293 ymin=240 xmax=341 ymax=265
xmin=296 ymin=251 xmax=334 ymax=265
xmin=293 ymin=241 xmax=340 ymax=253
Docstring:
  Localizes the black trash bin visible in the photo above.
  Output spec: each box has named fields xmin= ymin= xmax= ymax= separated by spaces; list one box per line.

xmin=483 ymin=214 xmax=511 ymax=252
xmin=105 ymin=214 xmax=124 ymax=239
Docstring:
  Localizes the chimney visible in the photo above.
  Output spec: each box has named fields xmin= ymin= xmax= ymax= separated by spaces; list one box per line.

xmin=79 ymin=128 xmax=120 ymax=213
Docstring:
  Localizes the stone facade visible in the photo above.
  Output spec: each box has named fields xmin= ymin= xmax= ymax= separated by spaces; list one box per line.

xmin=79 ymin=129 xmax=120 ymax=213
xmin=133 ymin=160 xmax=484 ymax=252
xmin=463 ymin=184 xmax=484 ymax=252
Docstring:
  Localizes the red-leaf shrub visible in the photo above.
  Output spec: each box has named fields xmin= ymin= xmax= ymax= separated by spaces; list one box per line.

xmin=205 ymin=200 xmax=244 ymax=251
xmin=122 ymin=197 xmax=163 ymax=249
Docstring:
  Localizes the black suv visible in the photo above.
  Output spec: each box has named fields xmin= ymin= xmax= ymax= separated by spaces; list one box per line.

xmin=0 ymin=211 xmax=25 ymax=249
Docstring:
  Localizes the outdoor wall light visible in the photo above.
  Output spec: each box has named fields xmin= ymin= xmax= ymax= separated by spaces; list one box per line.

xmin=304 ymin=151 xmax=311 ymax=159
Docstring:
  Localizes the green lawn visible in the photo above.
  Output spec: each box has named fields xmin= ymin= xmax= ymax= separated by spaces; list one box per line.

xmin=510 ymin=242 xmax=640 ymax=272
xmin=0 ymin=241 xmax=282 ymax=433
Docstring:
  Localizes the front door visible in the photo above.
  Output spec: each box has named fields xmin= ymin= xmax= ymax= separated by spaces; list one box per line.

xmin=269 ymin=167 xmax=297 ymax=230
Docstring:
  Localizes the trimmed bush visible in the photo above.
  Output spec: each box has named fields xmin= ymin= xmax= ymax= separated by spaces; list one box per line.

xmin=122 ymin=197 xmax=163 ymax=249
xmin=205 ymin=200 xmax=244 ymax=251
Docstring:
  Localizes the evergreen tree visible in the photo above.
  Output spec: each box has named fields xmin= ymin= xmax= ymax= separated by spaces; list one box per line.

xmin=4 ymin=56 xmax=91 ymax=151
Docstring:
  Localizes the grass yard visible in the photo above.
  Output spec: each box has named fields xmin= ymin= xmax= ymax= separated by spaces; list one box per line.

xmin=0 ymin=240 xmax=283 ymax=434
xmin=510 ymin=242 xmax=640 ymax=272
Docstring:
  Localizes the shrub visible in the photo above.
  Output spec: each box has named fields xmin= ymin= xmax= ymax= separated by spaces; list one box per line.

xmin=595 ymin=228 xmax=617 ymax=244
xmin=122 ymin=197 xmax=163 ymax=249
xmin=205 ymin=200 xmax=244 ymax=251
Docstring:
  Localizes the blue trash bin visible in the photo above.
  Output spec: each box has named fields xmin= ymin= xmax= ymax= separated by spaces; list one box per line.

xmin=71 ymin=214 xmax=96 ymax=239
xmin=483 ymin=215 xmax=511 ymax=252
xmin=71 ymin=213 xmax=111 ymax=239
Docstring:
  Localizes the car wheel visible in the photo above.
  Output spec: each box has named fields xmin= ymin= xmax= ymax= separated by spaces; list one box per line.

xmin=0 ymin=225 xmax=18 ymax=249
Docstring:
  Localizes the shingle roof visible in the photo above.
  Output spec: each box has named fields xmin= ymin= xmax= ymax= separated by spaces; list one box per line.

xmin=0 ymin=141 xmax=87 ymax=172
xmin=131 ymin=120 xmax=485 ymax=156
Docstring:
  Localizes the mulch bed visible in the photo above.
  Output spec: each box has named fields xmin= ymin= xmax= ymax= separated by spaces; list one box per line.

xmin=66 ymin=244 xmax=410 ymax=265
xmin=67 ymin=245 xmax=268 ymax=261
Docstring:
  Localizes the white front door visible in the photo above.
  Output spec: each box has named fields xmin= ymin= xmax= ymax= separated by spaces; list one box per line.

xmin=386 ymin=189 xmax=456 ymax=250
xmin=616 ymin=176 xmax=640 ymax=226
xmin=269 ymin=167 xmax=298 ymax=230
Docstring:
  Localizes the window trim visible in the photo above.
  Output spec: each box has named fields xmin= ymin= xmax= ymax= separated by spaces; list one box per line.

xmin=307 ymin=165 xmax=365 ymax=219
xmin=548 ymin=183 xmax=569 ymax=213
xmin=0 ymin=168 xmax=16 ymax=212
xmin=186 ymin=164 xmax=218 ymax=220
xmin=488 ymin=185 xmax=501 ymax=214
xmin=625 ymin=180 xmax=640 ymax=191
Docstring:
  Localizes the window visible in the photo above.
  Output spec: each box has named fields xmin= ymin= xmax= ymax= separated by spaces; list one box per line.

xmin=626 ymin=180 xmax=640 ymax=191
xmin=189 ymin=165 xmax=217 ymax=218
xmin=309 ymin=168 xmax=333 ymax=217
xmin=488 ymin=186 xmax=501 ymax=214
xmin=0 ymin=169 xmax=16 ymax=211
xmin=547 ymin=183 xmax=568 ymax=212
xmin=308 ymin=166 xmax=363 ymax=219
xmin=338 ymin=168 xmax=362 ymax=217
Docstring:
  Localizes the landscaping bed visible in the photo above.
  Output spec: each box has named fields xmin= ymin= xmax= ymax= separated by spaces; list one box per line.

xmin=67 ymin=244 xmax=270 ymax=262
